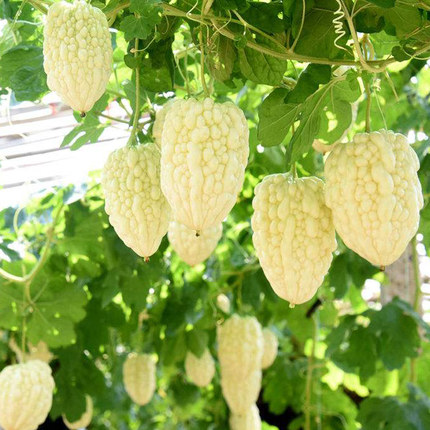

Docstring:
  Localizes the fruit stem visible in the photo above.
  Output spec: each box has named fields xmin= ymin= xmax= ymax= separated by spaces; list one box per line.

xmin=410 ymin=235 xmax=421 ymax=384
xmin=199 ymin=28 xmax=210 ymax=97
xmin=97 ymin=112 xmax=130 ymax=124
xmin=26 ymin=0 xmax=48 ymax=15
xmin=341 ymin=0 xmax=383 ymax=74
xmin=21 ymin=287 xmax=27 ymax=362
xmin=304 ymin=312 xmax=318 ymax=430
xmin=127 ymin=36 xmax=140 ymax=147
xmin=364 ymin=79 xmax=372 ymax=133
xmin=291 ymin=162 xmax=297 ymax=179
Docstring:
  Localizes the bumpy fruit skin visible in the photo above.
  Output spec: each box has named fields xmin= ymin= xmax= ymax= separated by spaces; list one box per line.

xmin=161 ymin=98 xmax=249 ymax=231
xmin=123 ymin=353 xmax=156 ymax=405
xmin=0 ymin=360 xmax=55 ymax=430
xmin=63 ymin=395 xmax=93 ymax=429
xmin=221 ymin=370 xmax=261 ymax=415
xmin=261 ymin=328 xmax=278 ymax=369
xmin=217 ymin=314 xmax=263 ymax=380
xmin=229 ymin=404 xmax=262 ymax=430
xmin=102 ymin=143 xmax=170 ymax=259
xmin=168 ymin=221 xmax=222 ymax=266
xmin=251 ymin=174 xmax=336 ymax=305
xmin=153 ymin=99 xmax=179 ymax=147
xmin=324 ymin=130 xmax=423 ymax=266
xmin=185 ymin=349 xmax=215 ymax=387
xmin=43 ymin=1 xmax=112 ymax=113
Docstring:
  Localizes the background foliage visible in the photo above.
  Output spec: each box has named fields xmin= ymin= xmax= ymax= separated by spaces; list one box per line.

xmin=1 ymin=0 xmax=430 ymax=428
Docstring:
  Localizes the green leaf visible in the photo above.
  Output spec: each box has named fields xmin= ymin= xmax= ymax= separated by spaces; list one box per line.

xmin=171 ymin=377 xmax=201 ymax=407
xmin=358 ymin=396 xmax=407 ymax=429
xmin=120 ymin=0 xmax=162 ymax=41
xmin=0 ymin=44 xmax=47 ymax=100
xmin=61 ymin=95 xmax=110 ymax=149
xmin=0 ymin=280 xmax=24 ymax=329
xmin=161 ymin=331 xmax=187 ymax=366
xmin=139 ymin=37 xmax=175 ymax=92
xmin=326 ymin=298 xmax=425 ymax=381
xmin=78 ymin=300 xmax=125 ymax=356
xmin=286 ymin=64 xmax=331 ymax=104
xmin=238 ymin=35 xmax=287 ymax=85
xmin=186 ymin=329 xmax=208 ymax=357
xmin=257 ymin=88 xmax=299 ymax=147
xmin=358 ymin=385 xmax=430 ymax=430
xmin=288 ymin=83 xmax=330 ymax=163
xmin=293 ymin=0 xmax=351 ymax=59
xmin=392 ymin=45 xmax=413 ymax=61
xmin=329 ymin=253 xmax=350 ymax=299
xmin=370 ymin=32 xmax=400 ymax=56
xmin=240 ymin=2 xmax=285 ymax=33
xmin=213 ymin=0 xmax=248 ymax=11
xmin=417 ymin=343 xmax=430 ymax=397
xmin=419 ymin=199 xmax=430 ymax=251
xmin=289 ymin=74 xmax=359 ymax=163
xmin=207 ymin=36 xmax=236 ymax=82
xmin=385 ymin=4 xmax=423 ymax=37
xmin=27 ymin=274 xmax=87 ymax=348
xmin=57 ymin=200 xmax=106 ymax=260
xmin=284 ymin=303 xmax=314 ymax=343
xmin=52 ymin=346 xmax=106 ymax=420
xmin=120 ymin=256 xmax=165 ymax=311
xmin=161 ymin=282 xmax=206 ymax=336
xmin=283 ymin=0 xmax=295 ymax=19
xmin=263 ymin=358 xmax=307 ymax=414
xmin=121 ymin=275 xmax=151 ymax=311
xmin=319 ymin=383 xmax=358 ymax=428
xmin=369 ymin=299 xmax=421 ymax=369
xmin=387 ymin=298 xmax=430 ymax=340
xmin=318 ymin=73 xmax=360 ymax=142
xmin=367 ymin=0 xmax=395 ymax=7
xmin=327 ymin=322 xmax=379 ymax=381
xmin=257 ymin=65 xmax=336 ymax=148
xmin=242 ymin=269 xmax=264 ymax=309
xmin=140 ymin=57 xmax=174 ymax=92
xmin=354 ymin=3 xmax=385 ymax=33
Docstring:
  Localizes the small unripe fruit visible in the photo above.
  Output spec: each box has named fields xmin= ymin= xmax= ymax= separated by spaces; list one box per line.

xmin=123 ymin=353 xmax=156 ymax=405
xmin=216 ymin=294 xmax=231 ymax=314
xmin=168 ymin=221 xmax=222 ymax=266
xmin=217 ymin=315 xmax=263 ymax=379
xmin=261 ymin=328 xmax=278 ymax=369
xmin=185 ymin=349 xmax=215 ymax=387
xmin=221 ymin=370 xmax=261 ymax=415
